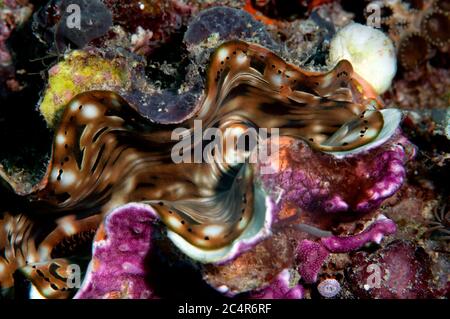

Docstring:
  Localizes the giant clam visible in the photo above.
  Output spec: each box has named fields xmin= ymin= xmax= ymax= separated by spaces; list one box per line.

xmin=0 ymin=37 xmax=407 ymax=298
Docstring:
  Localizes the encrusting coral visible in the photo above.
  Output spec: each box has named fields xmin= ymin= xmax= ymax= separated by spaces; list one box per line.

xmin=364 ymin=0 xmax=449 ymax=70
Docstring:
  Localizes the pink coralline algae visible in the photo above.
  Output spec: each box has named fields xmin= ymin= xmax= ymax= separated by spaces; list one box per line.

xmin=296 ymin=217 xmax=397 ymax=284
xmin=75 ymin=203 xmax=159 ymax=299
xmin=258 ymin=133 xmax=415 ymax=215
xmin=297 ymin=240 xmax=330 ymax=284
xmin=320 ymin=217 xmax=397 ymax=253
xmin=346 ymin=240 xmax=435 ymax=299
xmin=249 ymin=269 xmax=303 ymax=299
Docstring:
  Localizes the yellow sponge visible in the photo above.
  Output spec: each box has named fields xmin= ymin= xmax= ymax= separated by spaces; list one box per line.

xmin=39 ymin=50 xmax=129 ymax=126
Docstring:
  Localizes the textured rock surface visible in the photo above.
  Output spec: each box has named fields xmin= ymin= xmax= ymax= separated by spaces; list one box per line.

xmin=203 ymin=230 xmax=297 ymax=295
xmin=184 ymin=6 xmax=277 ymax=49
xmin=248 ymin=269 xmax=303 ymax=299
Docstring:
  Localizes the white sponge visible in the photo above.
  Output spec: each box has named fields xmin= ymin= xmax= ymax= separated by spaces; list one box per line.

xmin=328 ymin=23 xmax=397 ymax=94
